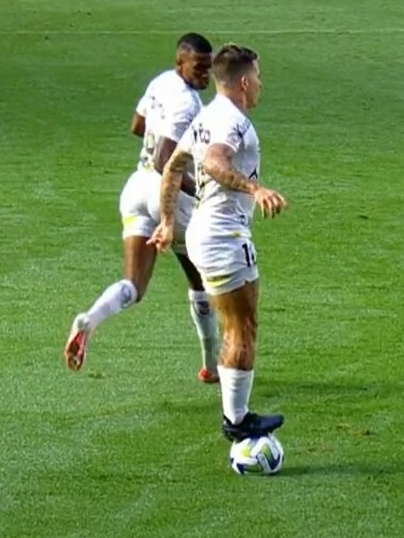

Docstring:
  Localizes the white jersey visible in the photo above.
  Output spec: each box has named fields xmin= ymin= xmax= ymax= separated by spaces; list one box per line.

xmin=178 ymin=94 xmax=260 ymax=236
xmin=135 ymin=70 xmax=202 ymax=171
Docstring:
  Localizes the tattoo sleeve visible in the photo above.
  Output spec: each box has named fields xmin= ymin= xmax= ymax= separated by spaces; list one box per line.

xmin=160 ymin=148 xmax=191 ymax=225
xmin=203 ymin=144 xmax=258 ymax=194
xmin=155 ymin=137 xmax=195 ymax=197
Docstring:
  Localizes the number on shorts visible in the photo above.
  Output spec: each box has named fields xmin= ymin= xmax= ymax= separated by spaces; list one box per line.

xmin=242 ymin=242 xmax=257 ymax=267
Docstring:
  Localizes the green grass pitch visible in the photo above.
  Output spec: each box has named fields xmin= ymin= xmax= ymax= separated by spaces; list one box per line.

xmin=1 ymin=1 xmax=403 ymax=536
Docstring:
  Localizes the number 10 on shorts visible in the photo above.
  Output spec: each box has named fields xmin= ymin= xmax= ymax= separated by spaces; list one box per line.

xmin=242 ymin=241 xmax=257 ymax=267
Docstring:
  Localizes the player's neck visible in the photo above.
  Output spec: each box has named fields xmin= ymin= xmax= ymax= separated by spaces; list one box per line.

xmin=216 ymin=88 xmax=247 ymax=114
xmin=175 ymin=67 xmax=194 ymax=89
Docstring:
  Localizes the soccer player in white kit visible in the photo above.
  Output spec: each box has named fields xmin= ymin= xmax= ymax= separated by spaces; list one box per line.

xmin=149 ymin=44 xmax=287 ymax=441
xmin=64 ymin=34 xmax=220 ymax=383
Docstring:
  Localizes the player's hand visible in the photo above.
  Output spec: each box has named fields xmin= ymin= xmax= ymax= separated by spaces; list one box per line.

xmin=254 ymin=187 xmax=287 ymax=219
xmin=147 ymin=223 xmax=174 ymax=253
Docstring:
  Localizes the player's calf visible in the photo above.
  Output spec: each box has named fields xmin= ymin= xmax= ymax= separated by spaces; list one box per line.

xmin=175 ymin=253 xmax=220 ymax=381
xmin=63 ymin=279 xmax=137 ymax=371
xmin=208 ymin=281 xmax=283 ymax=438
xmin=219 ymin=317 xmax=257 ymax=370
xmin=123 ymin=235 xmax=157 ymax=302
xmin=188 ymin=289 xmax=220 ymax=381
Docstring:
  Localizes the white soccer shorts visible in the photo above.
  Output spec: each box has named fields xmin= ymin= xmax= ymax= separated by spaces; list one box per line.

xmin=185 ymin=222 xmax=259 ymax=296
xmin=119 ymin=169 xmax=195 ymax=255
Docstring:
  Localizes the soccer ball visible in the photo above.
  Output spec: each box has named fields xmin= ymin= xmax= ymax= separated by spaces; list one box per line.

xmin=229 ymin=434 xmax=284 ymax=476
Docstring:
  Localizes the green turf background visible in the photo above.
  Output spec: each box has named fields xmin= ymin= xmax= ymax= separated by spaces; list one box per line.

xmin=1 ymin=1 xmax=403 ymax=536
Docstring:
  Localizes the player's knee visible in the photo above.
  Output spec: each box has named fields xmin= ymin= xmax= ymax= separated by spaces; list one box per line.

xmin=232 ymin=313 xmax=257 ymax=343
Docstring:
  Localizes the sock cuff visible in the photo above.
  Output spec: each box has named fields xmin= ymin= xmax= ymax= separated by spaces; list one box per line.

xmin=217 ymin=365 xmax=253 ymax=379
xmin=188 ymin=289 xmax=208 ymax=303
xmin=120 ymin=279 xmax=138 ymax=304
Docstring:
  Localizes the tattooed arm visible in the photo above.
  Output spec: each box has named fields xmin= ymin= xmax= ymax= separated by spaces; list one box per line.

xmin=203 ymin=143 xmax=287 ymax=218
xmin=146 ymin=147 xmax=191 ymax=253
xmin=160 ymin=147 xmax=192 ymax=226
xmin=203 ymin=144 xmax=258 ymax=194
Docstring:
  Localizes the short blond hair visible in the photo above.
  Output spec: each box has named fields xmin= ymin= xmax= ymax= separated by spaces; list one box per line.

xmin=212 ymin=44 xmax=258 ymax=84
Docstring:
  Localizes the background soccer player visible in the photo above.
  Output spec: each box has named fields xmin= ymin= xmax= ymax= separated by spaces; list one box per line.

xmin=64 ymin=33 xmax=220 ymax=383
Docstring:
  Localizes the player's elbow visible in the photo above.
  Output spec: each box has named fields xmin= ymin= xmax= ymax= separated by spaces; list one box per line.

xmin=131 ymin=113 xmax=145 ymax=138
xmin=131 ymin=125 xmax=143 ymax=137
xmin=154 ymin=138 xmax=177 ymax=175
xmin=204 ymin=145 xmax=233 ymax=178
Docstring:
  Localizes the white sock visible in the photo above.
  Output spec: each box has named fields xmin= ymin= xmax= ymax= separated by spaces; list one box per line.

xmin=86 ymin=279 xmax=137 ymax=330
xmin=217 ymin=365 xmax=254 ymax=424
xmin=188 ymin=289 xmax=220 ymax=373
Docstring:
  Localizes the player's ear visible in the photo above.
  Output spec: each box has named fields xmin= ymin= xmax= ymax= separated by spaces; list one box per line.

xmin=175 ymin=51 xmax=184 ymax=68
xmin=240 ymin=75 xmax=249 ymax=92
xmin=176 ymin=49 xmax=189 ymax=67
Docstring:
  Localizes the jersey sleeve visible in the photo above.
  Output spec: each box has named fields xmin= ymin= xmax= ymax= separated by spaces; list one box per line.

xmin=176 ymin=124 xmax=194 ymax=155
xmin=159 ymin=94 xmax=200 ymax=143
xmin=135 ymin=93 xmax=148 ymax=117
xmin=135 ymin=79 xmax=153 ymax=116
xmin=209 ymin=115 xmax=247 ymax=153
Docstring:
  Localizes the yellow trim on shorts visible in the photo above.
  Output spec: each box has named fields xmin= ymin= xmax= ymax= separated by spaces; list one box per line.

xmin=142 ymin=163 xmax=154 ymax=171
xmin=122 ymin=215 xmax=136 ymax=226
xmin=205 ymin=274 xmax=232 ymax=287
